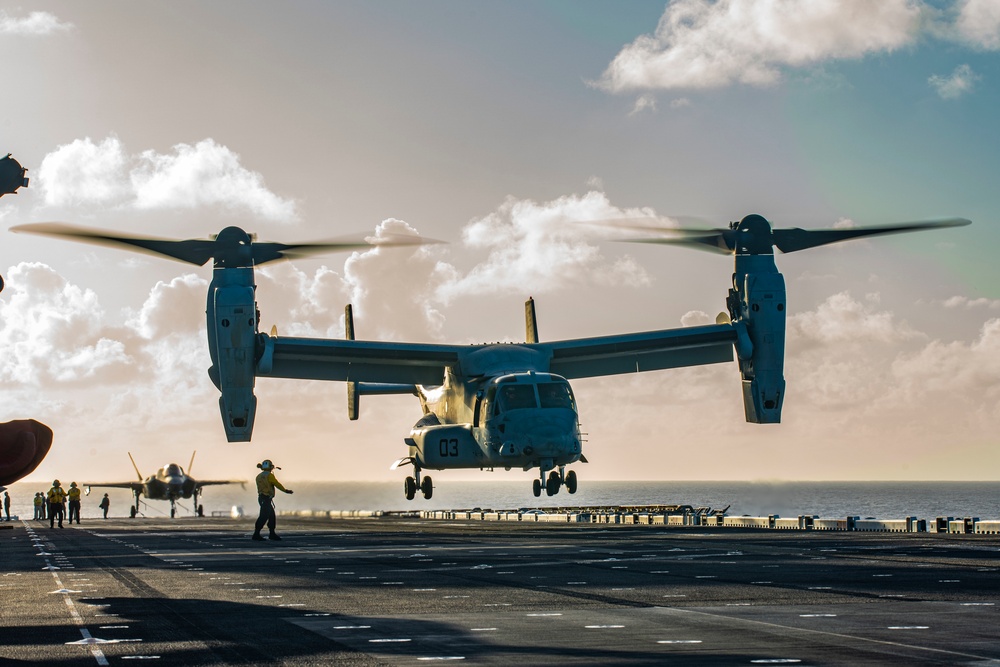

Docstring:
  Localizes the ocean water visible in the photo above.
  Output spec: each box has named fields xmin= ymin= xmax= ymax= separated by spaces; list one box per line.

xmin=3 ymin=480 xmax=999 ymax=522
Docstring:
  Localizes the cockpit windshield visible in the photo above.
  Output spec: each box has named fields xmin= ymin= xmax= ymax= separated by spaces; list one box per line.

xmin=538 ymin=382 xmax=576 ymax=410
xmin=165 ymin=464 xmax=182 ymax=477
xmin=498 ymin=384 xmax=538 ymax=411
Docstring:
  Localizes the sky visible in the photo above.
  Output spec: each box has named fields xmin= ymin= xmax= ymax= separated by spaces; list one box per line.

xmin=1 ymin=0 xmax=999 ymax=487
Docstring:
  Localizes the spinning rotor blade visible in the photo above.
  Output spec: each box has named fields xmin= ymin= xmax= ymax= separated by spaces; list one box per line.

xmin=13 ymin=222 xmax=443 ymax=267
xmin=770 ymin=218 xmax=971 ymax=253
xmin=613 ymin=215 xmax=971 ymax=255
xmin=12 ymin=222 xmax=216 ymax=265
xmin=254 ymin=232 xmax=443 ymax=264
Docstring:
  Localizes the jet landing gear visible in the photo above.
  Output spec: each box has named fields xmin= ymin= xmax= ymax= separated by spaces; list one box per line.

xmin=130 ymin=490 xmax=141 ymax=518
xmin=533 ymin=467 xmax=578 ymax=497
xmin=404 ymin=467 xmax=433 ymax=500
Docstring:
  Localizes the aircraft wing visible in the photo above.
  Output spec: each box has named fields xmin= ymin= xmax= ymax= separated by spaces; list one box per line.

xmin=262 ymin=337 xmax=466 ymax=385
xmin=195 ymin=480 xmax=246 ymax=488
xmin=84 ymin=482 xmax=143 ymax=492
xmin=538 ymin=323 xmax=738 ymax=379
xmin=260 ymin=323 xmax=737 ymax=384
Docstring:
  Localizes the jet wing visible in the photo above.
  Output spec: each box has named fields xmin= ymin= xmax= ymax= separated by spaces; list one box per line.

xmin=262 ymin=337 xmax=465 ymax=385
xmin=84 ymin=482 xmax=143 ymax=493
xmin=195 ymin=480 xmax=246 ymax=488
xmin=538 ymin=323 xmax=738 ymax=379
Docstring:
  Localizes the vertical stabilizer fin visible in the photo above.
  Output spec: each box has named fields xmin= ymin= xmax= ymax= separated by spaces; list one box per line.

xmin=346 ymin=304 xmax=359 ymax=420
xmin=188 ymin=451 xmax=196 ymax=476
xmin=525 ymin=297 xmax=539 ymax=344
xmin=127 ymin=452 xmax=143 ymax=482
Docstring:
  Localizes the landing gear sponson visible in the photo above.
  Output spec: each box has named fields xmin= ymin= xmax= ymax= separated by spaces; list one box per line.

xmin=532 ymin=465 xmax=578 ymax=498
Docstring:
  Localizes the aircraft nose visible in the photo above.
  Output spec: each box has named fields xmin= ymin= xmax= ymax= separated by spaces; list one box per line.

xmin=505 ymin=411 xmax=580 ymax=456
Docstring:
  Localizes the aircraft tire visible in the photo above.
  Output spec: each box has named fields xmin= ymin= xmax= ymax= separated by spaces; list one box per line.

xmin=421 ymin=476 xmax=433 ymax=500
xmin=404 ymin=476 xmax=417 ymax=500
xmin=532 ymin=478 xmax=541 ymax=497
xmin=546 ymin=472 xmax=560 ymax=496
xmin=170 ymin=507 xmax=176 ymax=518
xmin=566 ymin=470 xmax=578 ymax=494
xmin=129 ymin=506 xmax=136 ymax=519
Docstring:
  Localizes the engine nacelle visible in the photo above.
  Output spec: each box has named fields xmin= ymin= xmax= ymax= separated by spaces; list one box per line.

xmin=213 ymin=285 xmax=257 ymax=441
xmin=407 ymin=424 xmax=483 ymax=470
xmin=737 ymin=270 xmax=785 ymax=423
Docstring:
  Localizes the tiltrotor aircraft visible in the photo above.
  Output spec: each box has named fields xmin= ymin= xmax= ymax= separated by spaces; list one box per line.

xmin=85 ymin=452 xmax=244 ymax=518
xmin=15 ymin=214 xmax=969 ymax=499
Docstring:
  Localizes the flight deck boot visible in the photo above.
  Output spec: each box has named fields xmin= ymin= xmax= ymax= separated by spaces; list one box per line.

xmin=268 ymin=532 xmax=281 ymax=541
xmin=251 ymin=532 xmax=265 ymax=541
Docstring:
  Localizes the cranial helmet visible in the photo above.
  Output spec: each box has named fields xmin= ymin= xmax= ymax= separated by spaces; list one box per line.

xmin=257 ymin=459 xmax=279 ymax=471
xmin=70 ymin=482 xmax=77 ymax=488
xmin=53 ymin=479 xmax=60 ymax=486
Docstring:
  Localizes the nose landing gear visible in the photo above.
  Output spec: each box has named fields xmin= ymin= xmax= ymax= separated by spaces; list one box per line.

xmin=404 ymin=466 xmax=433 ymax=500
xmin=533 ymin=466 xmax=578 ymax=497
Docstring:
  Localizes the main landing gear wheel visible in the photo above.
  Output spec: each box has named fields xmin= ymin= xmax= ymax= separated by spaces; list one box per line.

xmin=566 ymin=470 xmax=578 ymax=494
xmin=404 ymin=476 xmax=417 ymax=500
xmin=129 ymin=506 xmax=137 ymax=518
xmin=532 ymin=478 xmax=542 ymax=497
xmin=421 ymin=476 xmax=433 ymax=500
xmin=546 ymin=471 xmax=560 ymax=496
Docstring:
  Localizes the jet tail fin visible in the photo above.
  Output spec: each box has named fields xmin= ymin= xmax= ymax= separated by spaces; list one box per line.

xmin=127 ymin=452 xmax=143 ymax=482
xmin=188 ymin=451 xmax=196 ymax=476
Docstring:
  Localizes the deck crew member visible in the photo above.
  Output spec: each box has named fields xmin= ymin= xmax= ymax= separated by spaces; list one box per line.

xmin=67 ymin=482 xmax=82 ymax=524
xmin=33 ymin=492 xmax=43 ymax=520
xmin=99 ymin=493 xmax=110 ymax=519
xmin=47 ymin=480 xmax=66 ymax=528
xmin=252 ymin=459 xmax=293 ymax=542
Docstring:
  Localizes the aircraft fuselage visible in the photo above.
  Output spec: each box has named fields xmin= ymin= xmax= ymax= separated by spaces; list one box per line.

xmin=407 ymin=371 xmax=582 ymax=474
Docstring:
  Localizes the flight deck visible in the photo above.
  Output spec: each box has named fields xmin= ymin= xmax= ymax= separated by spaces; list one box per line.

xmin=3 ymin=513 xmax=1000 ymax=665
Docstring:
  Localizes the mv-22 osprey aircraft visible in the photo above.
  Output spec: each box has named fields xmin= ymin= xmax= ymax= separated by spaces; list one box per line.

xmin=16 ymin=215 xmax=969 ymax=499
xmin=85 ymin=452 xmax=244 ymax=518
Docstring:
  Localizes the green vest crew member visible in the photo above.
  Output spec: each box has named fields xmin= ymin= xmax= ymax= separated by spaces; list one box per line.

xmin=252 ymin=460 xmax=292 ymax=541
xmin=3 ymin=491 xmax=9 ymax=521
xmin=67 ymin=482 xmax=82 ymax=524
xmin=47 ymin=481 xmax=67 ymax=529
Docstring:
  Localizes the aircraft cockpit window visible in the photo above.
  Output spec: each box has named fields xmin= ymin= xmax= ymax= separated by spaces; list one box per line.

xmin=498 ymin=384 xmax=538 ymax=411
xmin=538 ymin=382 xmax=576 ymax=410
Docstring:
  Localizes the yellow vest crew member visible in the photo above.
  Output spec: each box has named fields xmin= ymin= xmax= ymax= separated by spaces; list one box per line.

xmin=33 ymin=492 xmax=43 ymax=520
xmin=67 ymin=482 xmax=82 ymax=524
xmin=47 ymin=480 xmax=66 ymax=529
xmin=252 ymin=459 xmax=292 ymax=541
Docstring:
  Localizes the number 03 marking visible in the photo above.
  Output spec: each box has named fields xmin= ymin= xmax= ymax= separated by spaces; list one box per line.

xmin=439 ymin=438 xmax=459 ymax=457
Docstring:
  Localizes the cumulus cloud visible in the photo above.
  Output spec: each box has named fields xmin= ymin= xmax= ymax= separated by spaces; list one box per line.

xmin=342 ymin=219 xmax=453 ymax=341
xmin=629 ymin=94 xmax=658 ymax=116
xmin=0 ymin=10 xmax=72 ymax=35
xmin=0 ymin=262 xmax=134 ymax=384
xmin=37 ymin=136 xmax=295 ymax=221
xmin=942 ymin=295 xmax=1000 ymax=309
xmin=126 ymin=273 xmax=208 ymax=339
xmin=681 ymin=310 xmax=714 ymax=326
xmin=597 ymin=0 xmax=922 ymax=92
xmin=953 ymin=0 xmax=1000 ymax=49
xmin=788 ymin=291 xmax=922 ymax=346
xmin=436 ymin=191 xmax=652 ymax=302
xmin=928 ymin=63 xmax=979 ymax=98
